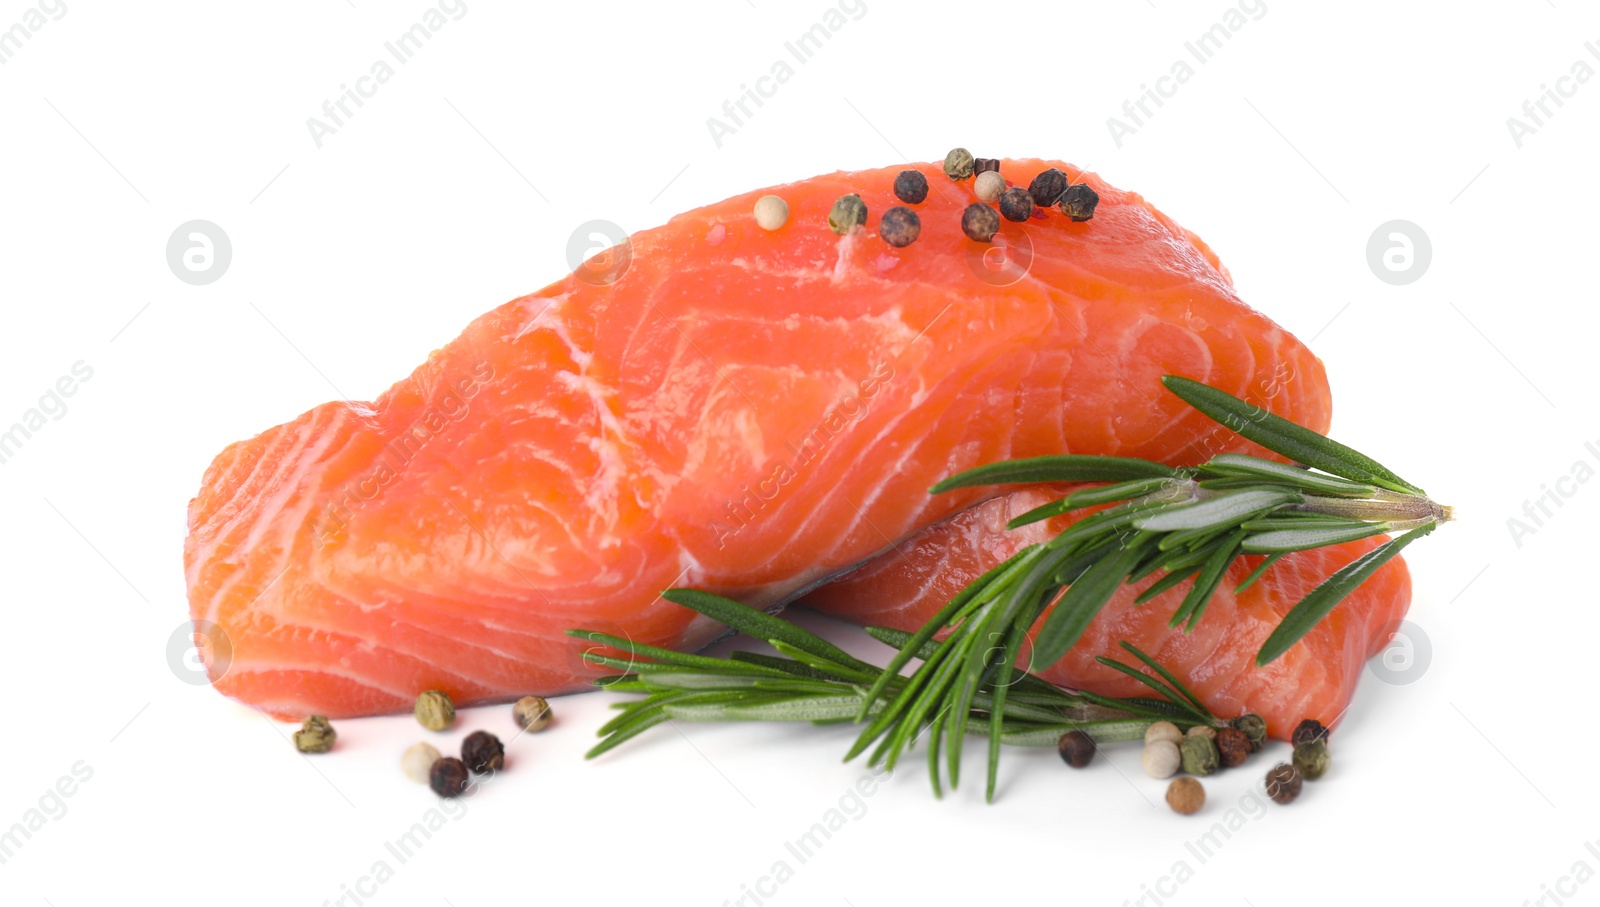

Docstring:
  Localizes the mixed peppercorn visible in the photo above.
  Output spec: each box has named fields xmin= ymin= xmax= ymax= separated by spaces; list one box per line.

xmin=1062 ymin=712 xmax=1333 ymax=816
xmin=749 ymin=147 xmax=1100 ymax=251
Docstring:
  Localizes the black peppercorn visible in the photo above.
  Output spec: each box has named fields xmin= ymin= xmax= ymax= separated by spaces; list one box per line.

xmin=1057 ymin=730 xmax=1096 ymax=768
xmin=1027 ymin=168 xmax=1069 ymax=206
xmin=1292 ymin=718 xmax=1328 ymax=748
xmin=972 ymin=157 xmax=1000 ymax=174
xmin=998 ymin=186 xmax=1034 ymax=222
xmin=1058 ymin=183 xmax=1099 ymax=222
xmin=960 ymin=203 xmax=1000 ymax=242
xmin=1214 ymin=726 xmax=1251 ymax=768
xmin=429 ymin=757 xmax=470 ymax=797
xmin=461 ymin=730 xmax=505 ymax=773
xmin=1265 ymin=762 xmax=1302 ymax=805
xmin=893 ymin=170 xmax=929 ymax=204
xmin=879 ymin=206 xmax=921 ymax=248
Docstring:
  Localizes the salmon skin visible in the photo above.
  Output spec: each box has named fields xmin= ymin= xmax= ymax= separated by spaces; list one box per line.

xmin=803 ymin=486 xmax=1411 ymax=739
xmin=184 ymin=158 xmax=1332 ymax=720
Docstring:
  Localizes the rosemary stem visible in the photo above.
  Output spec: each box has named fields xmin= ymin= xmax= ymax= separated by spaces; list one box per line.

xmin=1292 ymin=493 xmax=1453 ymax=524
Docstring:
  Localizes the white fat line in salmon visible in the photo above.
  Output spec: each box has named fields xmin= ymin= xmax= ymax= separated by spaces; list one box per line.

xmin=0 ymin=0 xmax=66 ymax=66
xmin=722 ymin=766 xmax=892 ymax=907
xmin=315 ymin=359 xmax=494 ymax=546
xmin=305 ymin=0 xmax=468 ymax=149
xmin=0 ymin=360 xmax=92 ymax=467
xmin=705 ymin=0 xmax=868 ymax=149
xmin=1106 ymin=0 xmax=1268 ymax=150
xmin=1121 ymin=787 xmax=1270 ymax=907
xmin=710 ymin=359 xmax=894 ymax=550
xmin=0 ymin=760 xmax=92 ymax=866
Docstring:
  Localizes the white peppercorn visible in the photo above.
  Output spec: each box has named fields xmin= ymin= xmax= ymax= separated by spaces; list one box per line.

xmin=1142 ymin=740 xmax=1181 ymax=779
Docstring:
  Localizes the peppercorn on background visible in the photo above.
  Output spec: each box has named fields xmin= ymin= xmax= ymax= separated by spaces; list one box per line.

xmin=0 ymin=1 xmax=1595 ymax=905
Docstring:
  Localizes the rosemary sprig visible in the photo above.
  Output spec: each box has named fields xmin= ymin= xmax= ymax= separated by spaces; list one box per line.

xmin=850 ymin=375 xmax=1450 ymax=799
xmin=571 ymin=594 xmax=1218 ymax=797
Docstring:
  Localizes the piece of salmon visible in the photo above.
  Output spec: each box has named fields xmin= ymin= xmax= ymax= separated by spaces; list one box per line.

xmin=185 ymin=158 xmax=1333 ymax=720
xmin=804 ymin=486 xmax=1411 ymax=739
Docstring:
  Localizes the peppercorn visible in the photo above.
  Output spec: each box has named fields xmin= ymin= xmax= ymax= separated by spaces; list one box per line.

xmin=1214 ymin=726 xmax=1251 ymax=768
xmin=429 ymin=757 xmax=471 ymax=798
xmin=893 ymin=169 xmax=929 ymax=204
xmin=1058 ymin=183 xmax=1099 ymax=221
xmin=293 ymin=715 xmax=336 ymax=754
xmin=1180 ymin=734 xmax=1219 ymax=777
xmin=1166 ymin=776 xmax=1205 ymax=815
xmin=1057 ymin=730 xmax=1096 ymax=768
xmin=998 ymin=186 xmax=1034 ymax=222
xmin=973 ymin=170 xmax=1005 ymax=205
xmin=461 ymin=730 xmax=505 ymax=774
xmin=972 ymin=157 xmax=1000 ymax=174
xmin=1293 ymin=738 xmax=1330 ymax=781
xmin=828 ymin=193 xmax=868 ymax=235
xmin=1028 ymin=168 xmax=1069 ymax=206
xmin=1144 ymin=720 xmax=1183 ymax=746
xmin=879 ymin=206 xmax=921 ymax=247
xmin=1265 ymin=762 xmax=1302 ymax=805
xmin=960 ymin=203 xmax=1000 ymax=242
xmin=1292 ymin=718 xmax=1329 ymax=748
xmin=1187 ymin=725 xmax=1217 ymax=741
xmin=414 ymin=689 xmax=456 ymax=731
xmin=1232 ymin=714 xmax=1268 ymax=752
xmin=753 ymin=195 xmax=789 ymax=231
xmin=402 ymin=742 xmax=441 ymax=783
xmin=512 ymin=695 xmax=552 ymax=733
xmin=943 ymin=147 xmax=975 ymax=181
xmin=1142 ymin=740 xmax=1181 ymax=779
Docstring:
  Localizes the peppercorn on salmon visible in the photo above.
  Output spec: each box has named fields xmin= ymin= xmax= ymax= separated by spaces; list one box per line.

xmin=803 ymin=486 xmax=1412 ymax=740
xmin=184 ymin=158 xmax=1339 ymax=720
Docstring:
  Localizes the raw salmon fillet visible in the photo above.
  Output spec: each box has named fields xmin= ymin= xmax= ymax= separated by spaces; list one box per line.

xmin=804 ymin=486 xmax=1412 ymax=739
xmin=185 ymin=158 xmax=1333 ymax=720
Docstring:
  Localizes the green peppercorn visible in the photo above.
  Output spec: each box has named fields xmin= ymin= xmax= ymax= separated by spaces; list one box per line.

xmin=893 ymin=170 xmax=929 ymax=204
xmin=1265 ymin=762 xmax=1302 ymax=804
xmin=293 ymin=715 xmax=336 ymax=754
xmin=960 ymin=203 xmax=999 ymax=242
xmin=461 ymin=730 xmax=505 ymax=774
xmin=879 ymin=206 xmax=921 ymax=247
xmin=1292 ymin=718 xmax=1329 ymax=748
xmin=1214 ymin=726 xmax=1251 ymax=768
xmin=1057 ymin=730 xmax=1096 ymax=768
xmin=1232 ymin=714 xmax=1268 ymax=752
xmin=943 ymin=147 xmax=975 ymax=181
xmin=1058 ymin=183 xmax=1099 ymax=222
xmin=998 ymin=186 xmax=1034 ymax=222
xmin=1180 ymin=733 xmax=1219 ymax=776
xmin=1028 ymin=168 xmax=1069 ymax=206
xmin=414 ymin=689 xmax=456 ymax=731
xmin=429 ymin=756 xmax=470 ymax=798
xmin=828 ymin=193 xmax=868 ymax=234
xmin=512 ymin=695 xmax=552 ymax=733
xmin=1293 ymin=738 xmax=1330 ymax=781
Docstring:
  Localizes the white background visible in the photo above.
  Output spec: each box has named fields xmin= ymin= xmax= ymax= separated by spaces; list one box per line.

xmin=1 ymin=1 xmax=1595 ymax=904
